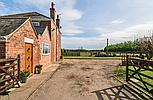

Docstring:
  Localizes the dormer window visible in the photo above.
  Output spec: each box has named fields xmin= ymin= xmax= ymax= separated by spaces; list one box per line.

xmin=32 ymin=22 xmax=40 ymax=26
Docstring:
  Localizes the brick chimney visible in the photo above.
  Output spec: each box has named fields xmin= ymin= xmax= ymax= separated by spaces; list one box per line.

xmin=56 ymin=14 xmax=60 ymax=29
xmin=50 ymin=2 xmax=55 ymax=21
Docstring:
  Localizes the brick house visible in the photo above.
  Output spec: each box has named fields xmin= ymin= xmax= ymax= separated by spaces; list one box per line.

xmin=0 ymin=2 xmax=61 ymax=74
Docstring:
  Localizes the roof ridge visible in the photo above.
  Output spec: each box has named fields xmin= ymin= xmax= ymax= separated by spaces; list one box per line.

xmin=0 ymin=11 xmax=37 ymax=17
xmin=0 ymin=17 xmax=29 ymax=19
xmin=0 ymin=12 xmax=51 ymax=20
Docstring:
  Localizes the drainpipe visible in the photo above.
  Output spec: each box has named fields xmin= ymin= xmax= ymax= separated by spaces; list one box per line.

xmin=56 ymin=27 xmax=58 ymax=61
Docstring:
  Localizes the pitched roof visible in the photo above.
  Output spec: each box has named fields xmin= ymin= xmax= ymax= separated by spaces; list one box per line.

xmin=0 ymin=18 xmax=27 ymax=36
xmin=0 ymin=12 xmax=52 ymax=37
xmin=1 ymin=12 xmax=51 ymax=21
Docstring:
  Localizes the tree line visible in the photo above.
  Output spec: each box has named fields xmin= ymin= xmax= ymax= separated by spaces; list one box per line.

xmin=104 ymin=40 xmax=141 ymax=52
xmin=62 ymin=49 xmax=103 ymax=53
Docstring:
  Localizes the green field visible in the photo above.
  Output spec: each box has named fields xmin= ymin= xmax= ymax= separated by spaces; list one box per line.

xmin=64 ymin=56 xmax=122 ymax=60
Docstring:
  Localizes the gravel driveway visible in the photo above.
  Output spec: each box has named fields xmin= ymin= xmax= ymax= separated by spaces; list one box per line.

xmin=28 ymin=59 xmax=121 ymax=100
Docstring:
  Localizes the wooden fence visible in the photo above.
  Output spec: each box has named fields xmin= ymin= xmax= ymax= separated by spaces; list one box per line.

xmin=0 ymin=55 xmax=20 ymax=94
xmin=121 ymin=52 xmax=147 ymax=66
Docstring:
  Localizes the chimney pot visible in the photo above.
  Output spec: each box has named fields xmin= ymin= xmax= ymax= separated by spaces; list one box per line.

xmin=50 ymin=2 xmax=55 ymax=21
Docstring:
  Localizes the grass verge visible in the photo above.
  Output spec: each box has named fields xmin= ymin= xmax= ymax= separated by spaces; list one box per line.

xmin=64 ymin=56 xmax=121 ymax=60
xmin=115 ymin=65 xmax=153 ymax=90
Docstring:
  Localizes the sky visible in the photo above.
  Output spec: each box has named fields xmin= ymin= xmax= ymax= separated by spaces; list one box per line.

xmin=1 ymin=0 xmax=153 ymax=49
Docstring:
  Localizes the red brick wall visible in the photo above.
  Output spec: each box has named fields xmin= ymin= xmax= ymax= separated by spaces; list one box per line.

xmin=2 ymin=18 xmax=61 ymax=73
xmin=40 ymin=20 xmax=57 ymax=63
xmin=39 ymin=20 xmax=61 ymax=63
xmin=51 ymin=21 xmax=57 ymax=63
xmin=57 ymin=31 xmax=61 ymax=60
xmin=6 ymin=19 xmax=40 ymax=72
xmin=38 ymin=27 xmax=52 ymax=67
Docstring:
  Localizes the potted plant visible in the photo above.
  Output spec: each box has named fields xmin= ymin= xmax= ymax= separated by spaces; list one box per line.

xmin=20 ymin=69 xmax=30 ymax=83
xmin=34 ymin=64 xmax=42 ymax=74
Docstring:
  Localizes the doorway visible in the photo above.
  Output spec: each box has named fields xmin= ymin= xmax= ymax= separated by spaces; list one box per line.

xmin=25 ymin=43 xmax=33 ymax=74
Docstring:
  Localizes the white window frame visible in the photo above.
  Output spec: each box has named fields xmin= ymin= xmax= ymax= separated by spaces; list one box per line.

xmin=42 ymin=43 xmax=50 ymax=55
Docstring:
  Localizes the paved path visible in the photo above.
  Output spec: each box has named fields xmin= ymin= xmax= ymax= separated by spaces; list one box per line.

xmin=0 ymin=64 xmax=59 ymax=100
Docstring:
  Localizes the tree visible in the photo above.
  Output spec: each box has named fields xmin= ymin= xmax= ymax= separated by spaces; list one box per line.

xmin=104 ymin=40 xmax=140 ymax=52
xmin=140 ymin=36 xmax=153 ymax=59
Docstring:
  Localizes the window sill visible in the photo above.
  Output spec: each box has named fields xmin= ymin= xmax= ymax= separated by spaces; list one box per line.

xmin=42 ymin=53 xmax=50 ymax=56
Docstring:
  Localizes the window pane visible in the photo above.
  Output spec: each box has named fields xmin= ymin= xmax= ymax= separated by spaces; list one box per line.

xmin=42 ymin=43 xmax=50 ymax=54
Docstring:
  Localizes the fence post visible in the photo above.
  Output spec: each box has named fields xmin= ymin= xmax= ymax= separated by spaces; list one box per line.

xmin=17 ymin=54 xmax=20 ymax=80
xmin=122 ymin=55 xmax=124 ymax=65
xmin=126 ymin=55 xmax=129 ymax=82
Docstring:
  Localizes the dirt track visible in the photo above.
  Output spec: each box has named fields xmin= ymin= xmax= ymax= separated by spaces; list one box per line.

xmin=29 ymin=59 xmax=121 ymax=100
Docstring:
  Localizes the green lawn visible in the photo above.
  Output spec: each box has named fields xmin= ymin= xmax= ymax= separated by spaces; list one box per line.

xmin=116 ymin=66 xmax=153 ymax=90
xmin=64 ymin=56 xmax=122 ymax=60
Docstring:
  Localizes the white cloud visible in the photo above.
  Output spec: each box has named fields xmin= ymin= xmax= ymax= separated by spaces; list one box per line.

xmin=111 ymin=19 xmax=126 ymax=24
xmin=56 ymin=0 xmax=84 ymax=35
xmin=0 ymin=2 xmax=5 ymax=8
xmin=95 ymin=27 xmax=106 ymax=33
xmin=12 ymin=0 xmax=84 ymax=35
xmin=62 ymin=37 xmax=104 ymax=49
xmin=63 ymin=26 xmax=84 ymax=35
xmin=95 ymin=27 xmax=111 ymax=34
xmin=98 ymin=22 xmax=153 ymax=44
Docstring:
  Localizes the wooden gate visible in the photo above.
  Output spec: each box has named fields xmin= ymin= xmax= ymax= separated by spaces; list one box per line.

xmin=126 ymin=56 xmax=153 ymax=99
xmin=93 ymin=56 xmax=153 ymax=99
xmin=0 ymin=56 xmax=20 ymax=94
xmin=25 ymin=43 xmax=33 ymax=74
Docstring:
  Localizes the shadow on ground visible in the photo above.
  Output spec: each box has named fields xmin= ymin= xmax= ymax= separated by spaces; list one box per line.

xmin=92 ymin=84 xmax=142 ymax=100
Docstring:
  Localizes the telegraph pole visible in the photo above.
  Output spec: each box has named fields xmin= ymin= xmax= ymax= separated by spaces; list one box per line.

xmin=106 ymin=38 xmax=109 ymax=55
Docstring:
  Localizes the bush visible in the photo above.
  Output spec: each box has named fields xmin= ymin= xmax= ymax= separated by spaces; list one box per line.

xmin=20 ymin=70 xmax=30 ymax=77
xmin=20 ymin=69 xmax=30 ymax=83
